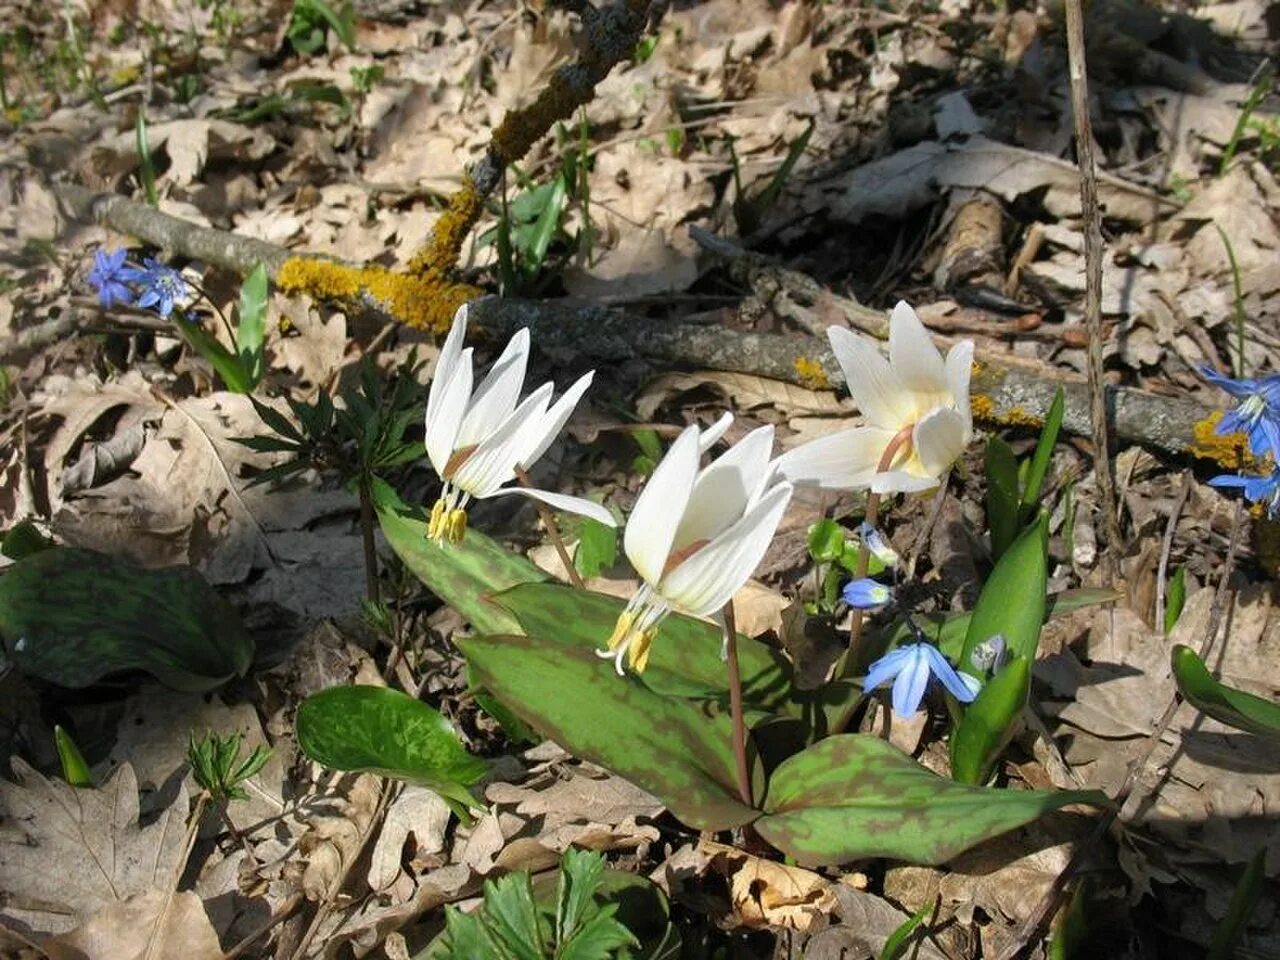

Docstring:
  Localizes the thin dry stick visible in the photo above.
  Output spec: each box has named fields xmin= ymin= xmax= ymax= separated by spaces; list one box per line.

xmin=514 ymin=465 xmax=586 ymax=589
xmin=721 ymin=600 xmax=752 ymax=807
xmin=1154 ymin=472 xmax=1194 ymax=635
xmin=1064 ymin=0 xmax=1123 ymax=585
xmin=142 ymin=793 xmax=210 ymax=960
xmin=993 ymin=501 xmax=1246 ymax=960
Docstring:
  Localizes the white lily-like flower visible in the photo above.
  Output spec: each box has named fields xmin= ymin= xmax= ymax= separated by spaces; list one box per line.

xmin=776 ymin=301 xmax=974 ymax=494
xmin=424 ymin=304 xmax=615 ymax=544
xmin=600 ymin=421 xmax=793 ymax=675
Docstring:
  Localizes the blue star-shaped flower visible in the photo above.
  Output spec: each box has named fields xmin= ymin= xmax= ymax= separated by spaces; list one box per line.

xmin=123 ymin=258 xmax=190 ymax=318
xmin=86 ymin=248 xmax=134 ymax=308
xmin=1202 ymin=366 xmax=1280 ymax=459
xmin=1209 ymin=468 xmax=1280 ymax=518
xmin=863 ymin=642 xmax=977 ymax=719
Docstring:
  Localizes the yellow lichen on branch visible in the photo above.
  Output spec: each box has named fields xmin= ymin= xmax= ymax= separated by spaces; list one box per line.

xmin=278 ymin=257 xmax=480 ymax=334
xmin=1189 ymin=410 xmax=1257 ymax=470
xmin=969 ymin=393 xmax=1043 ymax=429
xmin=406 ymin=181 xmax=484 ymax=283
xmin=793 ymin=356 xmax=829 ymax=390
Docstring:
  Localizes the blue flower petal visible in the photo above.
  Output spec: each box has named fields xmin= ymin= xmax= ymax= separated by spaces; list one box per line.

xmin=891 ymin=648 xmax=930 ymax=718
xmin=923 ymin=644 xmax=978 ymax=703
xmin=863 ymin=645 xmax=912 ymax=693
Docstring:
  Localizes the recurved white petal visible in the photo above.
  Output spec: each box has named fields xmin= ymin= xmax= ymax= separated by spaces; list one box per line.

xmin=457 ymin=327 xmax=530 ymax=446
xmin=869 ymin=470 xmax=942 ymax=495
xmin=697 ymin=411 xmax=734 ymax=453
xmin=828 ymin=326 xmax=912 ymax=428
xmin=660 ymin=481 xmax=792 ymax=617
xmin=944 ymin=339 xmax=974 ymax=437
xmin=914 ymin=405 xmax=967 ymax=478
xmin=673 ymin=425 xmax=774 ymax=549
xmin=773 ymin=426 xmax=896 ymax=491
xmin=888 ymin=301 xmax=947 ymax=397
xmin=424 ymin=351 xmax=474 ymax=476
xmin=625 ymin=425 xmax=700 ymax=586
xmin=426 ymin=304 xmax=469 ymax=428
xmin=452 ymin=383 xmax=553 ymax=497
xmin=518 ymin=370 xmax=593 ymax=469
xmin=485 ymin=485 xmax=616 ymax=526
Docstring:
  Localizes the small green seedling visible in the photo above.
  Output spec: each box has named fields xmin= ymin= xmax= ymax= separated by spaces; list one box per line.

xmin=188 ymin=731 xmax=272 ymax=803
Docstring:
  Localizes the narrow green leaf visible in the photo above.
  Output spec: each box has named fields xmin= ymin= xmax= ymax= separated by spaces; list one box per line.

xmin=1049 ymin=880 xmax=1088 ymax=960
xmin=1163 ymin=566 xmax=1187 ymax=634
xmin=985 ymin=436 xmax=1020 ymax=562
xmin=378 ymin=507 xmax=548 ymax=636
xmin=297 ymin=685 xmax=488 ymax=814
xmin=1208 ymin=848 xmax=1267 ymax=960
xmin=958 ymin=512 xmax=1048 ymax=684
xmin=1019 ymin=388 xmax=1064 ymax=523
xmin=248 ymin=396 xmax=303 ymax=442
xmin=494 ymin=582 xmax=793 ymax=710
xmin=0 ymin=548 xmax=253 ymax=691
xmin=558 ymin=847 xmax=606 ymax=946
xmin=949 ymin=657 xmax=1031 ymax=785
xmin=522 ymin=173 xmax=568 ymax=279
xmin=1171 ymin=645 xmax=1280 ymax=740
xmin=481 ymin=872 xmax=547 ymax=960
xmin=54 ymin=725 xmax=94 ymax=788
xmin=880 ymin=897 xmax=933 ymax=960
xmin=460 ymin=634 xmax=757 ymax=830
xmin=236 ymin=263 xmax=268 ymax=387
xmin=438 ymin=906 xmax=496 ymax=959
xmin=178 ymin=320 xmax=254 ymax=394
xmin=574 ymin=517 xmax=618 ymax=580
xmin=755 ymin=735 xmax=1105 ymax=866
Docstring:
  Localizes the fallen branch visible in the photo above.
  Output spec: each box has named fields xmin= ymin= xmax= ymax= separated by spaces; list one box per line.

xmin=43 ymin=182 xmax=1236 ymax=467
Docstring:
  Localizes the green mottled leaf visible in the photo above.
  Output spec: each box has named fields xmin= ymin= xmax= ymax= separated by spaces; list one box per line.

xmin=949 ymin=657 xmax=1031 ymax=785
xmin=493 ymin=582 xmax=793 ymax=710
xmin=460 ymin=633 xmax=756 ymax=830
xmin=958 ymin=512 xmax=1048 ymax=682
xmin=0 ymin=548 xmax=253 ymax=691
xmin=1172 ymin=645 xmax=1280 ymax=740
xmin=985 ymin=436 xmax=1020 ymax=561
xmin=379 ymin=506 xmax=548 ymax=635
xmin=1 ymin=519 xmax=54 ymax=561
xmin=297 ymin=685 xmax=488 ymax=814
xmin=755 ymin=735 xmax=1104 ymax=866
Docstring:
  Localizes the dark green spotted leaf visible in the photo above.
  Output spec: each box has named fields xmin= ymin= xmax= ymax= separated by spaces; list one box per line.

xmin=754 ymin=734 xmax=1105 ymax=866
xmin=0 ymin=548 xmax=253 ymax=691
xmin=493 ymin=582 xmax=793 ymax=711
xmin=460 ymin=633 xmax=757 ymax=830
xmin=1171 ymin=644 xmax=1280 ymax=740
xmin=379 ymin=506 xmax=548 ymax=635
xmin=297 ymin=685 xmax=488 ymax=815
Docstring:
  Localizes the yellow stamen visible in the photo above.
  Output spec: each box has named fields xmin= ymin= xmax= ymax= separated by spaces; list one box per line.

xmin=607 ymin=611 xmax=635 ymax=652
xmin=428 ymin=499 xmax=447 ymax=541
xmin=629 ymin=628 xmax=657 ymax=672
xmin=427 ymin=499 xmax=469 ymax=545
xmin=446 ymin=508 xmax=467 ymax=544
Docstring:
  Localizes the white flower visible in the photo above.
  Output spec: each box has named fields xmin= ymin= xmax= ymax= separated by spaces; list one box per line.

xmin=600 ymin=421 xmax=793 ymax=675
xmin=424 ymin=304 xmax=615 ymax=543
xmin=775 ymin=301 xmax=973 ymax=494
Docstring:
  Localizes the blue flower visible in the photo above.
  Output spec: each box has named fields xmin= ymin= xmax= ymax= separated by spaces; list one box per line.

xmin=1202 ymin=366 xmax=1280 ymax=459
xmin=123 ymin=258 xmax=190 ymax=318
xmin=857 ymin=521 xmax=899 ymax=568
xmin=863 ymin=642 xmax=977 ymax=719
xmin=87 ymin=248 xmax=134 ymax=308
xmin=843 ymin=577 xmax=892 ymax=610
xmin=1209 ymin=469 xmax=1280 ymax=518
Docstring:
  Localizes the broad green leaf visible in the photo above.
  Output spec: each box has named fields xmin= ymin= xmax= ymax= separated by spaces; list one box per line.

xmin=236 ymin=263 xmax=268 ymax=386
xmin=755 ymin=735 xmax=1105 ymax=866
xmin=436 ymin=905 xmax=494 ymax=959
xmin=807 ymin=520 xmax=845 ymax=563
xmin=949 ymin=657 xmax=1031 ymax=785
xmin=1019 ymin=387 xmax=1064 ymax=523
xmin=460 ymin=633 xmax=757 ymax=830
xmin=958 ymin=512 xmax=1048 ymax=683
xmin=1171 ymin=645 xmax=1280 ymax=740
xmin=0 ymin=548 xmax=253 ymax=691
xmin=559 ymin=908 xmax=638 ymax=960
xmin=296 ymin=685 xmax=488 ymax=815
xmin=379 ymin=506 xmax=548 ymax=636
xmin=493 ymin=582 xmax=793 ymax=710
xmin=1164 ymin=566 xmax=1187 ymax=634
xmin=985 ymin=436 xmax=1020 ymax=561
xmin=574 ymin=517 xmax=618 ymax=580
xmin=54 ymin=725 xmax=94 ymax=788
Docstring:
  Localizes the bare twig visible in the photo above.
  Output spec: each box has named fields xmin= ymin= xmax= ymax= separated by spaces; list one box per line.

xmin=1064 ymin=0 xmax=1124 ymax=585
xmin=514 ymin=465 xmax=586 ymax=589
xmin=722 ymin=601 xmax=752 ymax=807
xmin=1155 ymin=472 xmax=1194 ymax=636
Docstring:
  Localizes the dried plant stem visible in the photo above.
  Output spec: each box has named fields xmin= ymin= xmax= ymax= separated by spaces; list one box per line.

xmin=514 ymin=466 xmax=585 ymax=589
xmin=1064 ymin=0 xmax=1123 ymax=585
xmin=722 ymin=601 xmax=752 ymax=807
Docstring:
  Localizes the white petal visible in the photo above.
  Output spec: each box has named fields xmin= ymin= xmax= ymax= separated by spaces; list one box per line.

xmin=518 ymin=370 xmax=593 ymax=469
xmin=452 ymin=383 xmax=553 ymax=497
xmin=673 ymin=425 xmax=774 ymax=549
xmin=425 ymin=304 xmax=469 ymax=429
xmin=828 ymin=326 xmax=912 ymax=428
xmin=485 ymin=485 xmax=616 ymax=525
xmin=773 ymin=426 xmax=896 ymax=491
xmin=888 ymin=301 xmax=948 ymax=396
xmin=624 ymin=425 xmax=700 ymax=586
xmin=457 ymin=327 xmax=530 ymax=446
xmin=870 ymin=470 xmax=942 ymax=495
xmin=661 ymin=482 xmax=793 ymax=617
xmin=697 ymin=412 xmax=734 ymax=453
xmin=945 ymin=339 xmax=975 ymax=439
xmin=914 ymin=406 xmax=967 ymax=478
xmin=424 ymin=352 xmax=474 ymax=475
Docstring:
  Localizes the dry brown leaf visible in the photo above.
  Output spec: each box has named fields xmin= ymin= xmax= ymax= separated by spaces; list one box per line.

xmin=708 ymin=843 xmax=835 ymax=931
xmin=42 ymin=890 xmax=222 ymax=960
xmin=805 ymin=883 xmax=949 ymax=960
xmin=368 ymin=786 xmax=452 ymax=893
xmin=0 ymin=760 xmax=190 ymax=936
xmin=562 ymin=228 xmax=700 ymax=300
xmin=297 ymin=773 xmax=383 ymax=900
xmin=733 ymin=579 xmax=787 ymax=638
xmin=637 ymin=370 xmax=848 ymax=422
